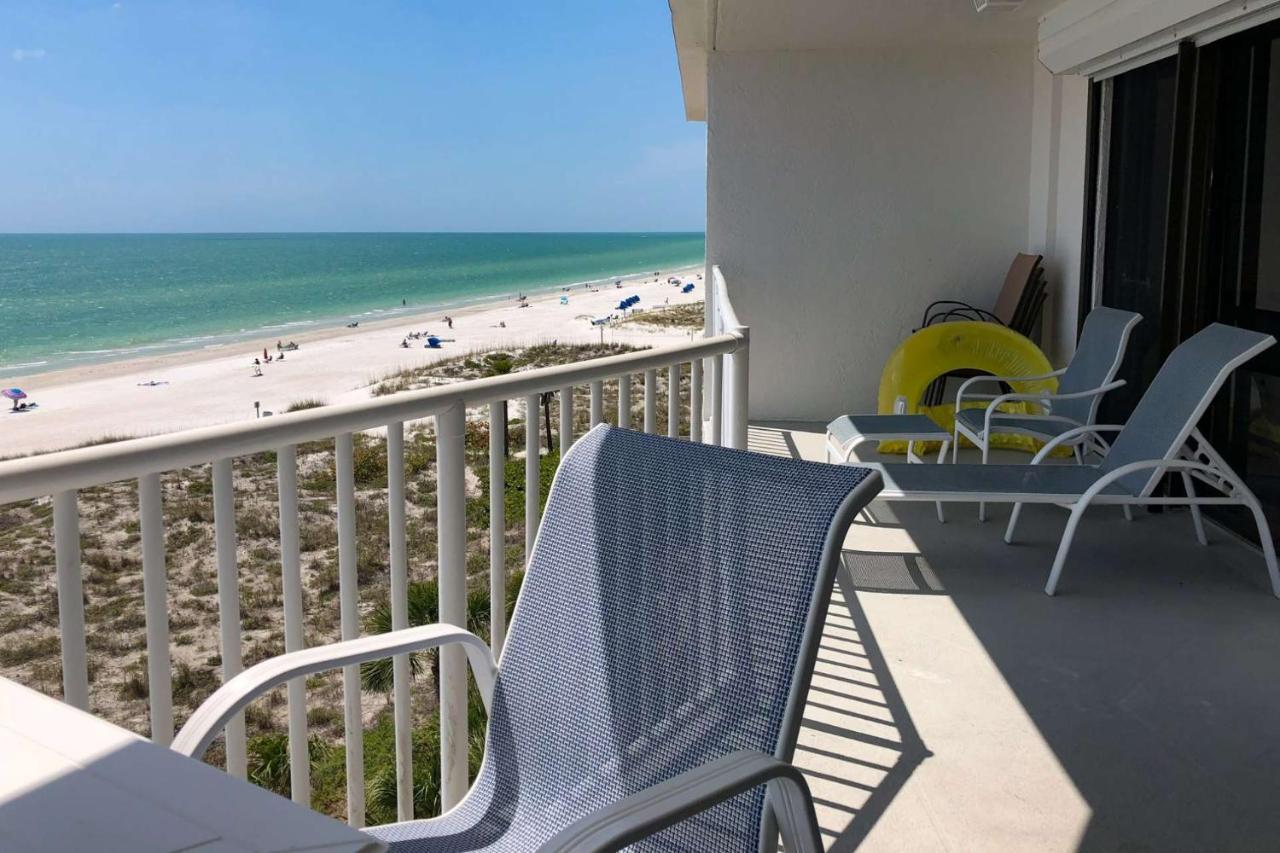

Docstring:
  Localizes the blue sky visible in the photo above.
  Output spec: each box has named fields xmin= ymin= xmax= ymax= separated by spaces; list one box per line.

xmin=0 ymin=2 xmax=706 ymax=233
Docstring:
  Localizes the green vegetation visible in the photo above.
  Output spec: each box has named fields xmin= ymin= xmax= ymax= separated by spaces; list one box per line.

xmin=621 ymin=300 xmax=704 ymax=330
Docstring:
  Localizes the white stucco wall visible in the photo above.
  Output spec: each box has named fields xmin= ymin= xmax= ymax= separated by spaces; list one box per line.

xmin=1027 ymin=64 xmax=1091 ymax=365
xmin=706 ymin=44 xmax=1037 ymax=421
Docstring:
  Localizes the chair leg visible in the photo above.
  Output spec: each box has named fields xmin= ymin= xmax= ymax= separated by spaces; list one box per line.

xmin=978 ymin=436 xmax=989 ymax=522
xmin=934 ymin=440 xmax=948 ymax=524
xmin=1004 ymin=502 xmax=1023 ymax=544
xmin=1072 ymin=445 xmax=1084 ymax=465
xmin=1180 ymin=472 xmax=1208 ymax=546
xmin=1122 ymin=505 xmax=1134 ymax=522
xmin=1242 ymin=491 xmax=1280 ymax=598
xmin=1045 ymin=502 xmax=1088 ymax=596
xmin=952 ymin=426 xmax=960 ymax=464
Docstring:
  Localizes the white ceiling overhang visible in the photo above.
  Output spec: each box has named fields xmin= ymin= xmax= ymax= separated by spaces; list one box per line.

xmin=1040 ymin=0 xmax=1280 ymax=77
xmin=669 ymin=0 xmax=1049 ymax=121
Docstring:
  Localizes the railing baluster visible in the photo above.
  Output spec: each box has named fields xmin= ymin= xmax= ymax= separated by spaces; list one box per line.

xmin=619 ymin=373 xmax=632 ymax=429
xmin=589 ymin=380 xmax=603 ymax=428
xmin=489 ymin=403 xmax=507 ymax=656
xmin=384 ymin=423 xmax=412 ymax=821
xmin=668 ymin=363 xmax=680 ymax=438
xmin=727 ymin=330 xmax=751 ymax=450
xmin=525 ymin=394 xmax=540 ymax=566
xmin=211 ymin=458 xmax=247 ymax=779
xmin=436 ymin=404 xmax=468 ymax=811
xmin=138 ymin=474 xmax=173 ymax=745
xmin=276 ymin=444 xmax=310 ymax=806
xmin=52 ymin=490 xmax=88 ymax=711
xmin=334 ymin=434 xmax=365 ymax=825
xmin=690 ymin=360 xmax=704 ymax=443
xmin=711 ymin=355 xmax=724 ymax=446
xmin=559 ymin=385 xmax=573 ymax=453
xmin=644 ymin=369 xmax=657 ymax=433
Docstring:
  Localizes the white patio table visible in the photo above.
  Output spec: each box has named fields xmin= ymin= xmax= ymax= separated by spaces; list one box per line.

xmin=0 ymin=676 xmax=385 ymax=853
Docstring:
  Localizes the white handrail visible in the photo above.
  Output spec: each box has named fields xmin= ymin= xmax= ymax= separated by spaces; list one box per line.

xmin=710 ymin=265 xmax=749 ymax=449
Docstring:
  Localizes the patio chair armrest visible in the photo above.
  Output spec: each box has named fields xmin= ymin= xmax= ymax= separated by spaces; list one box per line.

xmin=1078 ymin=458 xmax=1237 ymax=503
xmin=1029 ymin=379 xmax=1125 ymax=404
xmin=171 ymin=624 xmax=496 ymax=761
xmin=1029 ymin=424 xmax=1126 ymax=464
xmin=955 ymin=368 xmax=1066 ymax=410
xmin=537 ymin=750 xmax=823 ymax=853
xmin=982 ymin=380 xmax=1125 ymax=427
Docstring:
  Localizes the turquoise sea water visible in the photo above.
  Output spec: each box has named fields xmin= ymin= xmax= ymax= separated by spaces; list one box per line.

xmin=0 ymin=232 xmax=705 ymax=378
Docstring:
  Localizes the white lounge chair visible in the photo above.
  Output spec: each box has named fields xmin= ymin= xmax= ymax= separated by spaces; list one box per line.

xmin=867 ymin=323 xmax=1280 ymax=597
xmin=171 ymin=425 xmax=884 ymax=852
xmin=953 ymin=306 xmax=1141 ymax=521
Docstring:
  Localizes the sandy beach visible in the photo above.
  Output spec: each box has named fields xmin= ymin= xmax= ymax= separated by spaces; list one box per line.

xmin=2 ymin=266 xmax=705 ymax=456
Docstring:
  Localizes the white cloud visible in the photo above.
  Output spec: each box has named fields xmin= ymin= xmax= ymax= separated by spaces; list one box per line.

xmin=12 ymin=49 xmax=47 ymax=62
xmin=112 ymin=3 xmax=123 ymax=10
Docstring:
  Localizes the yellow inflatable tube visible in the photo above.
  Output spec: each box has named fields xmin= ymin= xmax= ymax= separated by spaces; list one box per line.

xmin=878 ymin=321 xmax=1058 ymax=455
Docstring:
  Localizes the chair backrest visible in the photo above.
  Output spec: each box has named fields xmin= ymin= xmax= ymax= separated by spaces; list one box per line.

xmin=1099 ymin=323 xmax=1274 ymax=496
xmin=993 ymin=253 xmax=1043 ymax=327
xmin=460 ymin=426 xmax=878 ymax=852
xmin=1051 ymin=307 xmax=1142 ymax=425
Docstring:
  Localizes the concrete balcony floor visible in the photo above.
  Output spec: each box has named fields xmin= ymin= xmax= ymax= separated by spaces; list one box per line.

xmin=751 ymin=423 xmax=1280 ymax=852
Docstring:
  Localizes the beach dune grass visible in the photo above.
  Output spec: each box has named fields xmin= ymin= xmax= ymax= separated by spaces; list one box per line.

xmin=285 ymin=397 xmax=328 ymax=413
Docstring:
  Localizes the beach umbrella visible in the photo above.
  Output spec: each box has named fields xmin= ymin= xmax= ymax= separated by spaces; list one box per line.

xmin=3 ymin=388 xmax=27 ymax=410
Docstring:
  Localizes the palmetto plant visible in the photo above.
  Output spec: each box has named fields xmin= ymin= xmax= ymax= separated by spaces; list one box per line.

xmin=483 ymin=354 xmax=514 ymax=457
xmin=360 ymin=573 xmax=523 ymax=694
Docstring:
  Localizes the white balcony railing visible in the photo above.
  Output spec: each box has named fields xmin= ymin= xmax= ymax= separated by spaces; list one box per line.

xmin=709 ymin=265 xmax=749 ymax=450
xmin=0 ymin=266 xmax=748 ymax=828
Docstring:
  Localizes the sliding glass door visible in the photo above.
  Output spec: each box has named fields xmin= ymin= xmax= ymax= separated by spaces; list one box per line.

xmin=1087 ymin=21 xmax=1280 ymax=545
xmin=1095 ymin=56 xmax=1178 ymax=423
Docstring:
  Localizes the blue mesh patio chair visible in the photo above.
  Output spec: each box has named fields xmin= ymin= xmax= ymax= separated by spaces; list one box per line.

xmin=865 ymin=323 xmax=1279 ymax=598
xmin=173 ymin=425 xmax=883 ymax=852
xmin=952 ymin=306 xmax=1141 ymax=521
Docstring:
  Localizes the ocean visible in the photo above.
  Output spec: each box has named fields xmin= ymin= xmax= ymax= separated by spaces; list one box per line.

xmin=0 ymin=232 xmax=706 ymax=378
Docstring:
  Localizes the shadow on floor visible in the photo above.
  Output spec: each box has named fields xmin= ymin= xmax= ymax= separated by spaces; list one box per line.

xmin=792 ymin=560 xmax=930 ymax=849
xmin=757 ymin=422 xmax=1280 ymax=850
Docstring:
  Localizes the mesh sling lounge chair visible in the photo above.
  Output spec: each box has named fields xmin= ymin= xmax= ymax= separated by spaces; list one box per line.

xmin=953 ymin=306 xmax=1141 ymax=521
xmin=864 ymin=324 xmax=1280 ymax=598
xmin=919 ymin=252 xmax=1046 ymax=335
xmin=172 ymin=426 xmax=883 ymax=853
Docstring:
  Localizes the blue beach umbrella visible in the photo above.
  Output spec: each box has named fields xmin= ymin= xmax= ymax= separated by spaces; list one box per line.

xmin=3 ymin=388 xmax=27 ymax=410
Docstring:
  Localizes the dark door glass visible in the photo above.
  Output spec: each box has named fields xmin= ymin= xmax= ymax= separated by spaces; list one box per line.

xmin=1098 ymin=56 xmax=1179 ymax=423
xmin=1206 ymin=31 xmax=1280 ymax=545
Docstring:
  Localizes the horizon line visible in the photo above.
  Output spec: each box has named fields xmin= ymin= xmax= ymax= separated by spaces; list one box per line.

xmin=0 ymin=229 xmax=707 ymax=237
